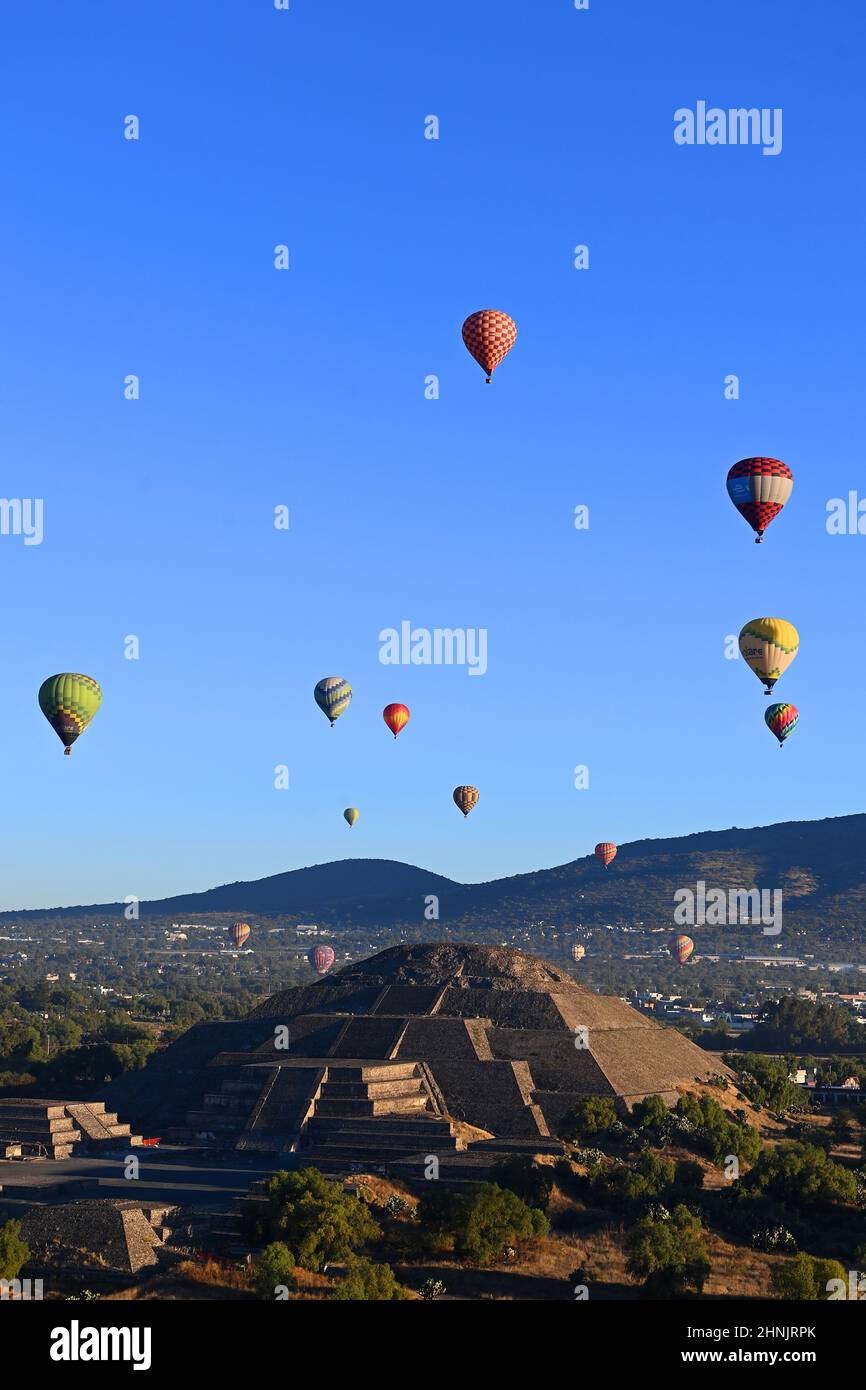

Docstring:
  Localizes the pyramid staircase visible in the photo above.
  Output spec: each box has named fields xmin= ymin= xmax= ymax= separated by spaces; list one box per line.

xmin=298 ymin=1062 xmax=461 ymax=1174
xmin=65 ymin=1102 xmax=141 ymax=1149
xmin=0 ymin=1099 xmax=140 ymax=1160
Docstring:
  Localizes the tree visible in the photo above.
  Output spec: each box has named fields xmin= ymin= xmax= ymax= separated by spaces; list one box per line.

xmin=332 ymin=1259 xmax=410 ymax=1301
xmin=726 ymin=1053 xmax=805 ymax=1114
xmin=625 ymin=1205 xmax=710 ymax=1297
xmin=0 ymin=1220 xmax=30 ymax=1281
xmin=460 ymin=1184 xmax=548 ymax=1263
xmin=248 ymin=1168 xmax=380 ymax=1272
xmin=771 ymin=1253 xmax=847 ymax=1300
xmin=490 ymin=1155 xmax=553 ymax=1210
xmin=558 ymin=1096 xmax=619 ymax=1142
xmin=633 ymin=1094 xmax=669 ymax=1128
xmin=743 ymin=1142 xmax=858 ymax=1207
xmin=253 ymin=1242 xmax=296 ymax=1298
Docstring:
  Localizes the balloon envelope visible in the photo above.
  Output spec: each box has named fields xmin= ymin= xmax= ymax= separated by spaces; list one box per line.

xmin=231 ymin=922 xmax=251 ymax=949
xmin=461 ymin=310 xmax=517 ymax=382
xmin=571 ymin=944 xmax=586 ymax=962
xmin=670 ymin=934 xmax=694 ymax=964
xmin=38 ymin=673 xmax=102 ymax=754
xmin=765 ymin=702 xmax=799 ymax=746
xmin=314 ymin=677 xmax=352 ymax=725
xmin=343 ymin=807 xmax=360 ymax=827
xmin=453 ymin=785 xmax=479 ymax=817
xmin=726 ymin=457 xmax=793 ymax=542
xmin=595 ymin=842 xmax=617 ymax=867
xmin=739 ymin=618 xmax=799 ymax=693
xmin=383 ymin=703 xmax=410 ymax=738
xmin=310 ymin=944 xmax=335 ymax=975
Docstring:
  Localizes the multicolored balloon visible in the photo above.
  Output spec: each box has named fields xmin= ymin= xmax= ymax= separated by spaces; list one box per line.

xmin=461 ymin=310 xmax=518 ymax=383
xmin=765 ymin=702 xmax=799 ymax=747
xmin=595 ymin=842 xmax=617 ymax=867
xmin=571 ymin=944 xmax=586 ymax=962
xmin=314 ymin=677 xmax=352 ymax=726
xmin=310 ymin=944 xmax=335 ymax=975
xmin=453 ymin=785 xmax=479 ymax=818
xmin=670 ymin=933 xmax=694 ymax=964
xmin=739 ymin=618 xmax=799 ymax=694
xmin=726 ymin=457 xmax=793 ymax=543
xmin=38 ymin=673 xmax=102 ymax=755
xmin=343 ymin=807 xmax=359 ymax=828
xmin=231 ymin=922 xmax=251 ymax=949
xmin=383 ymin=703 xmax=410 ymax=738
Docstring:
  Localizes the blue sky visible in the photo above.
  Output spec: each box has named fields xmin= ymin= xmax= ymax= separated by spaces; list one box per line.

xmin=1 ymin=1 xmax=864 ymax=909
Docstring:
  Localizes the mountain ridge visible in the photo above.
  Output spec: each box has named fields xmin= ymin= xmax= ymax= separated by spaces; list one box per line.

xmin=5 ymin=814 xmax=865 ymax=933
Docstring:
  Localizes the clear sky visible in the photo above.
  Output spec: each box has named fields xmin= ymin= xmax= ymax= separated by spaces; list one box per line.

xmin=1 ymin=1 xmax=864 ymax=909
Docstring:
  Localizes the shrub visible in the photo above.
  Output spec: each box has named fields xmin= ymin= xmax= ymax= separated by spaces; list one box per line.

xmin=253 ymin=1242 xmax=296 ymax=1298
xmin=247 ymin=1168 xmax=381 ymax=1272
xmin=489 ymin=1155 xmax=553 ymax=1210
xmin=742 ymin=1143 xmax=858 ymax=1207
xmin=461 ymin=1184 xmax=548 ymax=1263
xmin=771 ymin=1252 xmax=847 ymax=1300
xmin=420 ymin=1277 xmax=447 ymax=1301
xmin=0 ymin=1220 xmax=29 ymax=1282
xmin=332 ymin=1259 xmax=411 ymax=1301
xmin=559 ymin=1096 xmax=619 ymax=1142
xmin=751 ymin=1225 xmax=797 ymax=1254
xmin=625 ymin=1205 xmax=710 ymax=1297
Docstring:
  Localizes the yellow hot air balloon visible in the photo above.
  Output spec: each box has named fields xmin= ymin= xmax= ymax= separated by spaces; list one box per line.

xmin=38 ymin=673 xmax=102 ymax=754
xmin=343 ymin=807 xmax=359 ymax=828
xmin=571 ymin=944 xmax=586 ymax=962
xmin=738 ymin=618 xmax=799 ymax=694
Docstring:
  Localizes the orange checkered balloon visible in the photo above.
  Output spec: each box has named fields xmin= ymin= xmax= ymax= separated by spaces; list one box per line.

xmin=461 ymin=309 xmax=517 ymax=382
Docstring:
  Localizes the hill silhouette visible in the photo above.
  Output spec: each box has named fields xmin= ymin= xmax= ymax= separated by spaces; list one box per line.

xmin=7 ymin=815 xmax=866 ymax=944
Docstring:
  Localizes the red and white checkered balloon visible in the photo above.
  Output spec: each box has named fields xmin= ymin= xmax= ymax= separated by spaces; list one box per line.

xmin=461 ymin=309 xmax=518 ymax=382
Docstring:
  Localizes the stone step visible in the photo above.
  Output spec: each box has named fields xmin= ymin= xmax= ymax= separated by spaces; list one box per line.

xmin=306 ymin=1115 xmax=454 ymax=1138
xmin=326 ymin=1064 xmax=419 ymax=1083
xmin=304 ymin=1130 xmax=459 ymax=1153
xmin=303 ymin=1141 xmax=442 ymax=1162
xmin=314 ymin=1096 xmax=430 ymax=1118
xmin=319 ymin=1079 xmax=426 ymax=1100
xmin=0 ymin=1119 xmax=79 ymax=1137
xmin=0 ymin=1101 xmax=69 ymax=1119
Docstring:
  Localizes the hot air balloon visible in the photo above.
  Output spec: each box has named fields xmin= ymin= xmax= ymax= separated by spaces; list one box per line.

xmin=343 ymin=807 xmax=360 ymax=828
xmin=231 ymin=922 xmax=251 ymax=949
xmin=765 ymin=702 xmax=798 ymax=746
xmin=38 ymin=673 xmax=102 ymax=755
xmin=310 ymin=944 xmax=335 ymax=975
xmin=571 ymin=944 xmax=586 ymax=962
xmin=595 ymin=842 xmax=617 ymax=868
xmin=461 ymin=310 xmax=517 ymax=383
xmin=453 ymin=785 xmax=479 ymax=818
xmin=314 ymin=677 xmax=352 ymax=726
xmin=739 ymin=618 xmax=799 ymax=694
xmin=670 ymin=933 xmax=694 ymax=964
xmin=383 ymin=703 xmax=410 ymax=738
xmin=726 ymin=457 xmax=793 ymax=543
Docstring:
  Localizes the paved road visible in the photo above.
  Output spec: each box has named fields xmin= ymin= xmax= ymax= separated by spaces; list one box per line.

xmin=0 ymin=1145 xmax=283 ymax=1213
